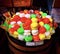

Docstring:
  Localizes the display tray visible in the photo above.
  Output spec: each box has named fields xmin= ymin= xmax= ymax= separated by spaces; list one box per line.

xmin=7 ymin=29 xmax=57 ymax=53
xmin=8 ymin=33 xmax=53 ymax=47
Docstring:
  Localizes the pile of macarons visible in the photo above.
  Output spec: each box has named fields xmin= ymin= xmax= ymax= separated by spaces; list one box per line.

xmin=8 ymin=10 xmax=58 ymax=42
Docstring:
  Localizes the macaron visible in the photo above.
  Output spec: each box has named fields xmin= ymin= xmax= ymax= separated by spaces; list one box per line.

xmin=29 ymin=9 xmax=34 ymax=14
xmin=31 ymin=22 xmax=38 ymax=28
xmin=24 ymin=30 xmax=31 ymax=36
xmin=20 ymin=17 xmax=27 ymax=23
xmin=12 ymin=15 xmax=21 ymax=22
xmin=25 ymin=18 xmax=32 ymax=24
xmin=25 ymin=14 xmax=30 ymax=18
xmin=24 ymin=35 xmax=32 ymax=42
xmin=9 ymin=24 xmax=13 ymax=29
xmin=34 ymin=10 xmax=39 ymax=14
xmin=13 ymin=31 xmax=19 ymax=37
xmin=31 ymin=18 xmax=38 ymax=22
xmin=13 ymin=24 xmax=20 ymax=31
xmin=45 ymin=35 xmax=51 ymax=39
xmin=19 ymin=13 xmax=25 ymax=17
xmin=39 ymin=27 xmax=46 ymax=34
xmin=39 ymin=21 xmax=44 ymax=26
xmin=17 ymin=27 xmax=24 ymax=34
xmin=16 ymin=12 xmax=20 ymax=16
xmin=45 ymin=31 xmax=50 ymax=36
xmin=24 ymin=10 xmax=28 ymax=14
xmin=32 ymin=30 xmax=38 ymax=35
xmin=44 ymin=24 xmax=50 ymax=31
xmin=46 ymin=15 xmax=51 ymax=18
xmin=17 ymin=21 xmax=22 ymax=25
xmin=39 ymin=34 xmax=45 ymax=40
xmin=18 ymin=34 xmax=25 ymax=41
xmin=41 ymin=13 xmax=47 ymax=17
xmin=30 ymin=14 xmax=36 ymax=18
xmin=39 ymin=11 xmax=43 ymax=15
xmin=33 ymin=35 xmax=40 ymax=41
xmin=43 ymin=18 xmax=50 ymax=24
xmin=9 ymin=28 xmax=15 ymax=34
